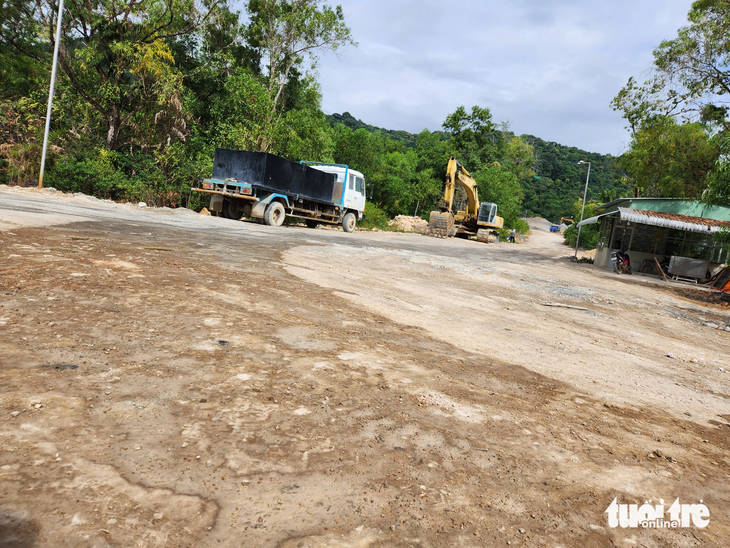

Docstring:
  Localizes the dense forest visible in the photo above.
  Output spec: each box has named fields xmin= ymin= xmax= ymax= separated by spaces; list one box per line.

xmin=3 ymin=0 xmax=728 ymax=242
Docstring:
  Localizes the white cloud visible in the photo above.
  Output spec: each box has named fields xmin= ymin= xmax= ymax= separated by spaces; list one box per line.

xmin=317 ymin=0 xmax=692 ymax=154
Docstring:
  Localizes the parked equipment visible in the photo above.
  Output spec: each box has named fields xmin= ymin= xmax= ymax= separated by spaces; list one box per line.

xmin=428 ymin=157 xmax=504 ymax=242
xmin=192 ymin=149 xmax=366 ymax=232
xmin=613 ymin=249 xmax=632 ymax=274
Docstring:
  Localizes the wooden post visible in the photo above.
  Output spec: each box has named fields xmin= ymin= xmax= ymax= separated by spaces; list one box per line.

xmin=654 ymin=257 xmax=669 ymax=282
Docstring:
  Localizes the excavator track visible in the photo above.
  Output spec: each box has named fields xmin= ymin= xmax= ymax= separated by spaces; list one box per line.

xmin=476 ymin=228 xmax=498 ymax=243
xmin=428 ymin=211 xmax=454 ymax=238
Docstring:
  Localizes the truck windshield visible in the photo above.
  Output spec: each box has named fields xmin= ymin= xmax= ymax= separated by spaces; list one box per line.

xmin=356 ymin=177 xmax=364 ymax=194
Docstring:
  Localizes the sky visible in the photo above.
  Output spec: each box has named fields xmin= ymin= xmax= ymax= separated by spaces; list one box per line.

xmin=315 ymin=0 xmax=693 ymax=155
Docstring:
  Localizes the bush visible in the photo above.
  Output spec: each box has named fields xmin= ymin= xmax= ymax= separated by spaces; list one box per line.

xmin=48 ymin=142 xmax=210 ymax=209
xmin=512 ymin=218 xmax=529 ymax=234
xmin=359 ymin=202 xmax=391 ymax=230
xmin=563 ymin=223 xmax=599 ymax=250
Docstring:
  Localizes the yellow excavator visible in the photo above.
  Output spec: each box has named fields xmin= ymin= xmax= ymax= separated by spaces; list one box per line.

xmin=428 ymin=157 xmax=504 ymax=242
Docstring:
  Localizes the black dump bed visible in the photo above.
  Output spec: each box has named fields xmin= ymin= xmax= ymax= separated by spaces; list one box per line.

xmin=212 ymin=149 xmax=337 ymax=205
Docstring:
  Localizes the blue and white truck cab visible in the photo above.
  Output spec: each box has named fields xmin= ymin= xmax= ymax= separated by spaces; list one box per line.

xmin=303 ymin=162 xmax=366 ymax=220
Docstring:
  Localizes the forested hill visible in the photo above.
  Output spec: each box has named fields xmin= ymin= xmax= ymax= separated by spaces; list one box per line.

xmin=520 ymin=135 xmax=627 ymax=222
xmin=325 ymin=111 xmax=448 ymax=145
xmin=327 ymin=112 xmax=628 ymax=223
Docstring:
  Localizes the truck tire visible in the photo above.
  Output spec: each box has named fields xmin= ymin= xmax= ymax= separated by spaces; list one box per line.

xmin=342 ymin=211 xmax=357 ymax=233
xmin=223 ymin=200 xmax=244 ymax=221
xmin=305 ymin=219 xmax=319 ymax=229
xmin=264 ymin=201 xmax=286 ymax=227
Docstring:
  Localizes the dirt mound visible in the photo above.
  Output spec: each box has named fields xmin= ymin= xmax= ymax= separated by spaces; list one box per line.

xmin=388 ymin=215 xmax=429 ymax=233
xmin=525 ymin=217 xmax=553 ymax=232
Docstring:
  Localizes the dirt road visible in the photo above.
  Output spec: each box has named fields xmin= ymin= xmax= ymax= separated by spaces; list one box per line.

xmin=1 ymin=186 xmax=729 ymax=547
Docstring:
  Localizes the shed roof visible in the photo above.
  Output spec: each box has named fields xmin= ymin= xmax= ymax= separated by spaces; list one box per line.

xmin=619 ymin=208 xmax=730 ymax=233
xmin=597 ymin=198 xmax=730 ymax=221
xmin=578 ymin=207 xmax=730 ymax=234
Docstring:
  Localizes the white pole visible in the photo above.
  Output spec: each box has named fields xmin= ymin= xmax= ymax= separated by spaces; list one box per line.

xmin=38 ymin=0 xmax=65 ymax=189
xmin=574 ymin=161 xmax=591 ymax=259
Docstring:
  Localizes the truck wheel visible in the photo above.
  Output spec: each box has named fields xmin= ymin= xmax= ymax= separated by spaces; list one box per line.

xmin=224 ymin=200 xmax=244 ymax=221
xmin=342 ymin=211 xmax=357 ymax=233
xmin=305 ymin=219 xmax=319 ymax=229
xmin=264 ymin=201 xmax=286 ymax=227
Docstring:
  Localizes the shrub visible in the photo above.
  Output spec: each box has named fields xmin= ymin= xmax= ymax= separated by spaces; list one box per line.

xmin=359 ymin=202 xmax=390 ymax=230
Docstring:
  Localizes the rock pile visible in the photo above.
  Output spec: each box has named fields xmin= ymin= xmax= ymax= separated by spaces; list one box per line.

xmin=388 ymin=215 xmax=429 ymax=233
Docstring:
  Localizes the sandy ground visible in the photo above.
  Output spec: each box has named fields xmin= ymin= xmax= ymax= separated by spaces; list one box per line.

xmin=1 ymin=185 xmax=730 ymax=548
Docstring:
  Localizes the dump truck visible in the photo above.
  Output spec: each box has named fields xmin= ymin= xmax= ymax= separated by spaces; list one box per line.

xmin=192 ymin=149 xmax=366 ymax=232
xmin=428 ymin=157 xmax=504 ymax=242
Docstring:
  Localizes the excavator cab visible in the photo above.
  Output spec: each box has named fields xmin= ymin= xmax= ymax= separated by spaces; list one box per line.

xmin=478 ymin=203 xmax=498 ymax=226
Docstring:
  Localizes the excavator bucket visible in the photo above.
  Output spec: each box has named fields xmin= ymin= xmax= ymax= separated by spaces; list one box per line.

xmin=428 ymin=211 xmax=454 ymax=238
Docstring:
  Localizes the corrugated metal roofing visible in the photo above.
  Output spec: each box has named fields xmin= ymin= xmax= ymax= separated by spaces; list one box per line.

xmin=576 ymin=212 xmax=614 ymax=227
xmin=577 ymin=208 xmax=730 ymax=233
xmin=618 ymin=208 xmax=730 ymax=233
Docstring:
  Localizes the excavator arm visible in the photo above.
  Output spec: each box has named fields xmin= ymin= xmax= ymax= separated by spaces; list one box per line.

xmin=437 ymin=157 xmax=480 ymax=221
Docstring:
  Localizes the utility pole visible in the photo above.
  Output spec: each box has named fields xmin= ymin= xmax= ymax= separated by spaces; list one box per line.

xmin=38 ymin=0 xmax=65 ymax=189
xmin=575 ymin=161 xmax=591 ymax=259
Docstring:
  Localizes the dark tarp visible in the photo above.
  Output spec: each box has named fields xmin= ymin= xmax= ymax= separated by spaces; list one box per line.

xmin=212 ymin=149 xmax=337 ymax=205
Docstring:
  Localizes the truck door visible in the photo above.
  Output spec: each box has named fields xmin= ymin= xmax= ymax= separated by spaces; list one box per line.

xmin=354 ymin=176 xmax=366 ymax=212
xmin=344 ymin=174 xmax=366 ymax=212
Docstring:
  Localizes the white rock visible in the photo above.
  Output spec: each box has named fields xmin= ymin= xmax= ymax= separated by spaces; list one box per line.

xmin=137 ymin=202 xmax=147 ymax=208
xmin=10 ymin=411 xmax=20 ymax=417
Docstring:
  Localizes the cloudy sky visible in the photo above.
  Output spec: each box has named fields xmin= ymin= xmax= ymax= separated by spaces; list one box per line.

xmin=315 ymin=0 xmax=693 ymax=155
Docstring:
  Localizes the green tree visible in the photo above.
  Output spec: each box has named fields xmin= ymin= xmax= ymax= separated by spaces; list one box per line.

xmin=617 ymin=116 xmax=718 ymax=198
xmin=245 ymin=0 xmax=355 ymax=150
xmin=18 ymin=0 xmax=231 ymax=150
xmin=504 ymin=136 xmax=536 ymax=181
xmin=442 ymin=105 xmax=502 ymax=169
xmin=706 ymin=132 xmax=730 ymax=204
xmin=0 ymin=0 xmax=47 ymax=99
xmin=473 ymin=163 xmax=524 ymax=228
xmin=612 ymin=0 xmax=730 ymax=131
xmin=210 ymin=69 xmax=277 ymax=152
xmin=563 ymin=199 xmax=601 ymax=249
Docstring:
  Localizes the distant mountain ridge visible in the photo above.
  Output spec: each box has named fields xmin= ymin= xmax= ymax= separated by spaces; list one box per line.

xmin=326 ymin=112 xmax=448 ymax=146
